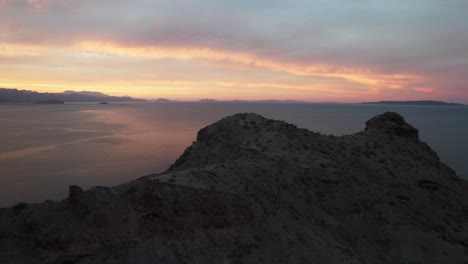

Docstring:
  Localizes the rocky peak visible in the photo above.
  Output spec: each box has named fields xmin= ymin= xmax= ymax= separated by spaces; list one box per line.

xmin=68 ymin=185 xmax=83 ymax=205
xmin=170 ymin=113 xmax=272 ymax=171
xmin=1 ymin=112 xmax=467 ymax=264
xmin=365 ymin=111 xmax=419 ymax=140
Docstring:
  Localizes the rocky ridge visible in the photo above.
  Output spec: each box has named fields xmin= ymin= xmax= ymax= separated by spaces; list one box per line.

xmin=1 ymin=112 xmax=467 ymax=263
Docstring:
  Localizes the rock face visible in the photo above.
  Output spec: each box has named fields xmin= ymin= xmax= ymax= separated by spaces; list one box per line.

xmin=1 ymin=112 xmax=467 ymax=263
xmin=365 ymin=112 xmax=419 ymax=140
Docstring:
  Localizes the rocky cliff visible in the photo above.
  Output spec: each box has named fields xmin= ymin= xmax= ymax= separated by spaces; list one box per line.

xmin=1 ymin=112 xmax=467 ymax=263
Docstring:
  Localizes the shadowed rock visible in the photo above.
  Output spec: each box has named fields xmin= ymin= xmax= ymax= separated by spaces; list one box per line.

xmin=365 ymin=112 xmax=419 ymax=140
xmin=0 ymin=112 xmax=467 ymax=264
xmin=68 ymin=185 xmax=83 ymax=205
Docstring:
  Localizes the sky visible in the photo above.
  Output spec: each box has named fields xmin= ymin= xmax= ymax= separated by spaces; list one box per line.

xmin=1 ymin=0 xmax=467 ymax=102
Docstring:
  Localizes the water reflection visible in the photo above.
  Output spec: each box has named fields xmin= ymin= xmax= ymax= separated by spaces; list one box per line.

xmin=0 ymin=102 xmax=467 ymax=207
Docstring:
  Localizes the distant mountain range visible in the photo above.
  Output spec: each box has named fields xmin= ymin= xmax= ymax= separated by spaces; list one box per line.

xmin=195 ymin=99 xmax=314 ymax=104
xmin=154 ymin=99 xmax=466 ymax=105
xmin=362 ymin=100 xmax=464 ymax=106
xmin=0 ymin=88 xmax=144 ymax=103
xmin=151 ymin=98 xmax=319 ymax=104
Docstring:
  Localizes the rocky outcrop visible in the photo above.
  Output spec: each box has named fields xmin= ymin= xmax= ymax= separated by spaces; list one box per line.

xmin=364 ymin=112 xmax=419 ymax=140
xmin=1 ymin=112 xmax=467 ymax=263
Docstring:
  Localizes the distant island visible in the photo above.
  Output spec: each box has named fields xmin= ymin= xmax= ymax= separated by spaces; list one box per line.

xmin=198 ymin=98 xmax=217 ymax=103
xmin=0 ymin=88 xmax=144 ymax=103
xmin=362 ymin=100 xmax=463 ymax=106
xmin=196 ymin=99 xmax=313 ymax=104
xmin=33 ymin=99 xmax=65 ymax=104
xmin=153 ymin=98 xmax=172 ymax=103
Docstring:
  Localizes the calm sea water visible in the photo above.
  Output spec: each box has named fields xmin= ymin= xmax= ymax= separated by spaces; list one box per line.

xmin=0 ymin=102 xmax=467 ymax=207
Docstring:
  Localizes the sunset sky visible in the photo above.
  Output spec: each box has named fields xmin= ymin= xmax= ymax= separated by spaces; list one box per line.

xmin=1 ymin=0 xmax=467 ymax=102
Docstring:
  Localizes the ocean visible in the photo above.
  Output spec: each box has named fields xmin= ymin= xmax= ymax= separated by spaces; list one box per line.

xmin=1 ymin=102 xmax=467 ymax=207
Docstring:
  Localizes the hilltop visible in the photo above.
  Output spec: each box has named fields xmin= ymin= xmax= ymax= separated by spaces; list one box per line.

xmin=1 ymin=112 xmax=467 ymax=263
xmin=0 ymin=88 xmax=144 ymax=103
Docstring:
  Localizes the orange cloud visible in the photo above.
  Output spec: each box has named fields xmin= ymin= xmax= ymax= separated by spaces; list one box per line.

xmin=413 ymin=87 xmax=436 ymax=93
xmin=0 ymin=40 xmax=423 ymax=90
xmin=0 ymin=40 xmax=432 ymax=102
xmin=0 ymin=42 xmax=45 ymax=57
xmin=76 ymin=41 xmax=423 ymax=89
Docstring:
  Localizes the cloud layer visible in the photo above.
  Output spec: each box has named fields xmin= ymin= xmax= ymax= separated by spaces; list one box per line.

xmin=1 ymin=0 xmax=467 ymax=101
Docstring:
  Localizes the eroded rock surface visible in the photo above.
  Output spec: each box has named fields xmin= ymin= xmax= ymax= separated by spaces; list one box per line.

xmin=1 ymin=112 xmax=467 ymax=263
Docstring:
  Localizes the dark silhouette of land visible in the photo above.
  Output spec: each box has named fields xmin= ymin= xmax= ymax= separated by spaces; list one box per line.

xmin=362 ymin=100 xmax=463 ymax=106
xmin=153 ymin=98 xmax=172 ymax=103
xmin=0 ymin=88 xmax=144 ymax=103
xmin=33 ymin=99 xmax=65 ymax=104
xmin=198 ymin=98 xmax=217 ymax=103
